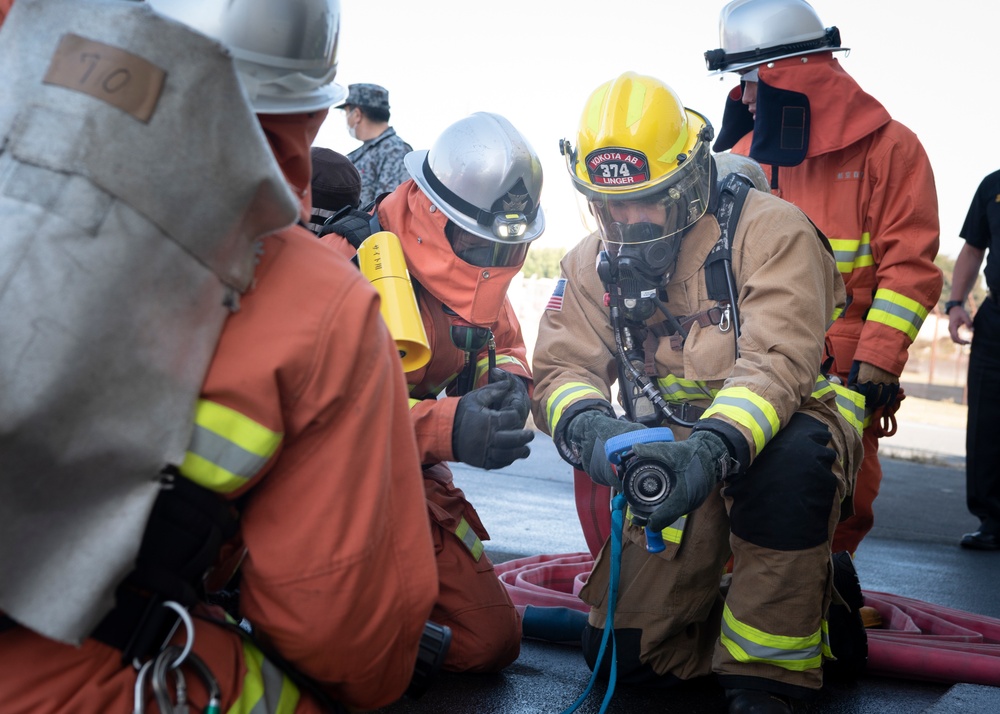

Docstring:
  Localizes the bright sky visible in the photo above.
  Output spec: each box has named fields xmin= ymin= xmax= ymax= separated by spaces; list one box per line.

xmin=314 ymin=0 xmax=998 ymax=259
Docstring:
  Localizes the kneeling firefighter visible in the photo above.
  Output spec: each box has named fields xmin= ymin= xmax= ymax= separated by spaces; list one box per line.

xmin=530 ymin=71 xmax=865 ymax=713
xmin=0 ymin=1 xmax=442 ymax=712
xmin=321 ymin=112 xmax=544 ymax=673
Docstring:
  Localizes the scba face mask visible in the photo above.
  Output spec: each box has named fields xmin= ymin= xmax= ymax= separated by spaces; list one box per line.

xmin=596 ymin=222 xmax=683 ymax=322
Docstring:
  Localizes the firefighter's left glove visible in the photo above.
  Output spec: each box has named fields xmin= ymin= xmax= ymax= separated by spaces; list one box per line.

xmin=565 ymin=410 xmax=646 ymax=489
xmin=848 ymin=360 xmax=900 ymax=410
xmin=633 ymin=431 xmax=733 ymax=532
xmin=453 ymin=375 xmax=534 ymax=470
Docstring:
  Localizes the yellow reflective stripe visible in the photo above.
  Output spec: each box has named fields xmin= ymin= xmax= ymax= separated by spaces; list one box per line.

xmin=181 ymin=400 xmax=282 ymax=493
xmin=626 ymin=507 xmax=687 ymax=544
xmin=829 ymin=306 xmax=843 ymax=324
xmin=868 ymin=288 xmax=929 ymax=341
xmin=821 ymin=619 xmax=833 ymax=658
xmin=720 ymin=604 xmax=823 ymax=672
xmin=627 ymin=80 xmax=646 ymax=127
xmin=854 ymin=232 xmax=873 ymax=268
xmin=495 ymin=355 xmax=527 ymax=372
xmin=702 ymin=387 xmax=779 ymax=455
xmin=828 ymin=233 xmax=872 ymax=273
xmin=408 ymin=397 xmax=422 ymax=409
xmin=226 ymin=640 xmax=300 ymax=714
xmin=474 ymin=355 xmax=528 ymax=385
xmin=827 ymin=236 xmax=860 ymax=273
xmin=812 ymin=377 xmax=865 ymax=437
xmin=455 ymin=517 xmax=484 ymax=561
xmin=586 ymin=88 xmax=605 ymax=134
xmin=655 ymin=374 xmax=716 ymax=401
xmin=547 ymin=382 xmax=607 ymax=432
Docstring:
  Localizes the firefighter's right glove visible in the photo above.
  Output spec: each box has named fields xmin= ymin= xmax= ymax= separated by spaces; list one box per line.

xmin=488 ymin=368 xmax=530 ymax=424
xmin=565 ymin=410 xmax=646 ymax=489
xmin=453 ymin=378 xmax=534 ymax=470
xmin=631 ymin=431 xmax=732 ymax=532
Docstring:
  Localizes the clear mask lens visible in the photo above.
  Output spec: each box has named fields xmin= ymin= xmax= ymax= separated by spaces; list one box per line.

xmin=587 ymin=139 xmax=713 ymax=253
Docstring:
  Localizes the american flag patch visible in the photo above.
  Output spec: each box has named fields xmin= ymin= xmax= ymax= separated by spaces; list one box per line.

xmin=546 ymin=278 xmax=566 ymax=311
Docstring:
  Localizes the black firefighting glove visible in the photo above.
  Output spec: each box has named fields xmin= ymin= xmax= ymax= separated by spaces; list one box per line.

xmin=488 ymin=368 xmax=530 ymax=424
xmin=452 ymin=373 xmax=534 ymax=470
xmin=848 ymin=360 xmax=900 ymax=410
xmin=318 ymin=208 xmax=373 ymax=249
xmin=631 ymin=431 xmax=733 ymax=532
xmin=565 ymin=410 xmax=646 ymax=489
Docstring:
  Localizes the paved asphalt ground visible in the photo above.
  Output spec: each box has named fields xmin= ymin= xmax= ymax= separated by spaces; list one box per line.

xmin=376 ymin=425 xmax=1000 ymax=714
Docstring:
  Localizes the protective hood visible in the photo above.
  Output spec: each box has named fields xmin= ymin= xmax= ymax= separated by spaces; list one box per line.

xmin=259 ymin=109 xmax=329 ymax=223
xmin=714 ymin=53 xmax=891 ymax=165
xmin=377 ymin=182 xmax=521 ymax=326
xmin=0 ymin=0 xmax=298 ymax=645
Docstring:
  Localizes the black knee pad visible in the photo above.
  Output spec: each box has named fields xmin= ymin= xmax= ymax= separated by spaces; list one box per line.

xmin=726 ymin=413 xmax=839 ymax=550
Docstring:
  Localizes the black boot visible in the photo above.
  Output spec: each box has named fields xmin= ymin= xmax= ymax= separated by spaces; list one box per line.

xmin=726 ymin=688 xmax=794 ymax=713
xmin=825 ymin=550 xmax=868 ymax=681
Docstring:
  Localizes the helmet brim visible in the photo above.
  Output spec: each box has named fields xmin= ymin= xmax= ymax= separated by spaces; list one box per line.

xmin=707 ymin=46 xmax=849 ymax=76
xmin=404 ymin=149 xmax=545 ymax=244
xmin=251 ymin=81 xmax=348 ymax=114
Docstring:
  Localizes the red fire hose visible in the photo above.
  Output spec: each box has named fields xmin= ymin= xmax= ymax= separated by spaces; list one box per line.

xmin=498 ymin=469 xmax=1000 ymax=686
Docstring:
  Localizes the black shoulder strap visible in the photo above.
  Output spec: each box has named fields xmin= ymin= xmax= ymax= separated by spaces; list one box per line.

xmin=705 ymin=173 xmax=752 ymax=302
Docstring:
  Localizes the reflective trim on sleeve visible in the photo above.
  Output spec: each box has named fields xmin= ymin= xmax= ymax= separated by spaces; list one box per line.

xmin=181 ymin=400 xmax=282 ymax=493
xmin=828 ymin=232 xmax=873 ymax=274
xmin=474 ymin=354 xmax=528 ymax=384
xmin=455 ymin=516 xmax=485 ymax=562
xmin=867 ymin=288 xmax=929 ymax=341
xmin=812 ymin=377 xmax=866 ymax=437
xmin=546 ymin=382 xmax=607 ymax=433
xmin=701 ymin=387 xmax=779 ymax=455
xmin=720 ymin=603 xmax=823 ymax=672
xmin=227 ymin=640 xmax=301 ymax=714
xmin=408 ymin=397 xmax=422 ymax=409
xmin=655 ymin=374 xmax=717 ymax=402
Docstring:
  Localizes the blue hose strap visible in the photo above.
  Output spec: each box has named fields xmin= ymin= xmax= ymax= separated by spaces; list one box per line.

xmin=561 ymin=493 xmax=626 ymax=714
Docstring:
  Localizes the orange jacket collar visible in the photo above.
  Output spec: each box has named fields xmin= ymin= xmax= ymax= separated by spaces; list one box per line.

xmin=758 ymin=54 xmax=891 ymax=158
xmin=378 ymin=183 xmax=521 ymax=327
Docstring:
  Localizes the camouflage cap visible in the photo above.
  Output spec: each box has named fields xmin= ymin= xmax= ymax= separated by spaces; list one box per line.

xmin=338 ymin=83 xmax=390 ymax=111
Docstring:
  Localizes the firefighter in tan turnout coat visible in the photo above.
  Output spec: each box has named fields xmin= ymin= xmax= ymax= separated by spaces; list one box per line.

xmin=531 ymin=72 xmax=864 ymax=713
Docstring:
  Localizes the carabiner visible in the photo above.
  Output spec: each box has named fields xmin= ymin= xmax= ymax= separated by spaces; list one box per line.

xmin=718 ymin=304 xmax=732 ymax=333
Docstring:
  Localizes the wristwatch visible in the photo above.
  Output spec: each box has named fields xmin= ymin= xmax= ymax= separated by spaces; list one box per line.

xmin=944 ymin=299 xmax=964 ymax=315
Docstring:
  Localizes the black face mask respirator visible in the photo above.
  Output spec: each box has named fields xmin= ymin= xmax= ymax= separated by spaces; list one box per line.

xmin=596 ymin=222 xmax=681 ymax=322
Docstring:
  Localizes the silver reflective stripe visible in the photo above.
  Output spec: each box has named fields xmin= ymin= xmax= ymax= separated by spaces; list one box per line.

xmin=188 ymin=423 xmax=269 ymax=481
xmin=248 ymin=656 xmax=290 ymax=714
xmin=711 ymin=394 xmax=776 ymax=442
xmin=722 ymin=618 xmax=821 ymax=662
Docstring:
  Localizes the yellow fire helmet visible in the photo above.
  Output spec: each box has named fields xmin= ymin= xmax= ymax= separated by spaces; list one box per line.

xmin=560 ymin=72 xmax=715 ymax=246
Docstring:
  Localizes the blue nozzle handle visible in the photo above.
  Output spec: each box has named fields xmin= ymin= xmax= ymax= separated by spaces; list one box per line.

xmin=645 ymin=526 xmax=666 ymax=553
xmin=604 ymin=427 xmax=675 ymax=464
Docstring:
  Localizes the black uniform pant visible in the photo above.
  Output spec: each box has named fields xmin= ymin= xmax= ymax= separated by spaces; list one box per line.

xmin=967 ymin=297 xmax=1000 ymax=532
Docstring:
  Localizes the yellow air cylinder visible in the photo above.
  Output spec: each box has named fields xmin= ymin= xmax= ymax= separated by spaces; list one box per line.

xmin=356 ymin=231 xmax=431 ymax=372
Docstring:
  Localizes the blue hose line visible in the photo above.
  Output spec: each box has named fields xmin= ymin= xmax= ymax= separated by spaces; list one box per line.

xmin=560 ymin=493 xmax=626 ymax=714
xmin=521 ymin=606 xmax=589 ymax=644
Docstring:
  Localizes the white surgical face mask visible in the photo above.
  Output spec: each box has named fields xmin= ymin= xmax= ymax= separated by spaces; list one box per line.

xmin=346 ymin=108 xmax=358 ymax=139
